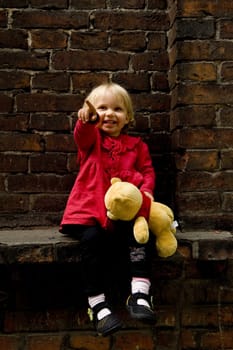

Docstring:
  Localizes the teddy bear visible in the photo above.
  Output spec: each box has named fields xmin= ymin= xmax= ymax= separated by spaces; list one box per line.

xmin=104 ymin=178 xmax=178 ymax=258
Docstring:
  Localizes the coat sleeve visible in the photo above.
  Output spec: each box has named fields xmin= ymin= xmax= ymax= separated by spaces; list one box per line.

xmin=73 ymin=119 xmax=100 ymax=165
xmin=73 ymin=119 xmax=98 ymax=150
xmin=136 ymin=140 xmax=156 ymax=195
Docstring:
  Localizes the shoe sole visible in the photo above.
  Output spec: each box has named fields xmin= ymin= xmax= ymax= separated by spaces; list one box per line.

xmin=126 ymin=305 xmax=156 ymax=324
xmin=98 ymin=321 xmax=122 ymax=336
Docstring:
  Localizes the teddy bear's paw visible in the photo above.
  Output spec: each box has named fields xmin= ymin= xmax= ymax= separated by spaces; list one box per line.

xmin=156 ymin=236 xmax=177 ymax=258
xmin=133 ymin=230 xmax=149 ymax=244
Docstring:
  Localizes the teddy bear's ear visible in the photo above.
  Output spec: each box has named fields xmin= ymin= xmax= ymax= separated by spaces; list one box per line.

xmin=111 ymin=177 xmax=122 ymax=184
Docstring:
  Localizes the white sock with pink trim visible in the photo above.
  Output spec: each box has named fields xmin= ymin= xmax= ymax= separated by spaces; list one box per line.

xmin=88 ymin=293 xmax=111 ymax=320
xmin=131 ymin=277 xmax=151 ymax=308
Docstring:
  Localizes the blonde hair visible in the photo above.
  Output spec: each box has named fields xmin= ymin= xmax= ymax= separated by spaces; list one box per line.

xmin=85 ymin=82 xmax=135 ymax=124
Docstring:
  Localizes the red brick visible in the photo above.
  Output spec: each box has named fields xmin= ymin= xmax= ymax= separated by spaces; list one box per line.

xmin=71 ymin=0 xmax=106 ymax=9
xmin=31 ymin=29 xmax=68 ymax=48
xmin=221 ymin=62 xmax=233 ymax=81
xmin=174 ymin=128 xmax=233 ymax=149
xmin=0 ymin=0 xmax=27 ymax=7
xmin=177 ymin=18 xmax=215 ymax=39
xmin=131 ymin=51 xmax=169 ymax=71
xmin=132 ymin=92 xmax=171 ymax=112
xmin=202 ymin=330 xmax=233 ymax=349
xmin=0 ymin=154 xmax=28 ymax=172
xmin=178 ymin=62 xmax=217 ymax=81
xmin=177 ymin=171 xmax=233 ymax=192
xmin=172 ymin=106 xmax=216 ymax=128
xmin=114 ymin=331 xmax=154 ymax=350
xmin=178 ymin=40 xmax=233 ymax=61
xmin=32 ymin=73 xmax=70 ymax=91
xmin=0 ymin=51 xmax=48 ymax=69
xmin=93 ymin=10 xmax=170 ymax=30
xmin=4 ymin=309 xmax=84 ymax=332
xmin=178 ymin=0 xmax=233 ymax=17
xmin=109 ymin=0 xmax=145 ymax=9
xmin=67 ymin=153 xmax=79 ymax=172
xmin=7 ymin=174 xmax=76 ymax=193
xmin=111 ymin=32 xmax=146 ymax=51
xmin=26 ymin=334 xmax=63 ymax=350
xmin=70 ymin=333 xmax=110 ymax=350
xmin=180 ymin=329 xmax=196 ymax=349
xmin=30 ymin=153 xmax=67 ymax=173
xmin=31 ymin=194 xmax=68 ymax=211
xmin=147 ymin=32 xmax=166 ymax=50
xmin=151 ymin=72 xmax=169 ymax=91
xmin=0 ymin=114 xmax=29 ymax=131
xmin=0 ymin=175 xmax=5 ymax=191
xmin=71 ymin=31 xmax=108 ymax=50
xmin=52 ymin=50 xmax=130 ymax=70
xmin=44 ymin=134 xmax=76 ymax=152
xmin=220 ymin=107 xmax=233 ymax=126
xmin=182 ymin=280 xmax=220 ymax=304
xmin=150 ymin=113 xmax=170 ymax=131
xmin=113 ymin=72 xmax=150 ymax=91
xmin=148 ymin=0 xmax=167 ymax=9
xmin=0 ymin=10 xmax=7 ymax=27
xmin=72 ymin=73 xmax=109 ymax=92
xmin=16 ymin=93 xmax=83 ymax=112
xmin=0 ymin=194 xmax=29 ymax=212
xmin=182 ymin=305 xmax=219 ymax=327
xmin=0 ymin=336 xmax=22 ymax=350
xmin=176 ymin=192 xmax=221 ymax=214
xmin=178 ymin=150 xmax=219 ymax=171
xmin=30 ymin=0 xmax=68 ymax=9
xmin=30 ymin=113 xmax=71 ymax=131
xmin=132 ymin=114 xmax=150 ymax=132
xmin=220 ymin=19 xmax=233 ymax=39
xmin=12 ymin=10 xmax=88 ymax=29
xmin=178 ymin=83 xmax=233 ymax=104
xmin=221 ymin=150 xmax=233 ymax=169
xmin=0 ymin=94 xmax=13 ymax=112
xmin=0 ymin=134 xmax=42 ymax=151
xmin=0 ymin=29 xmax=27 ymax=48
xmin=222 ymin=193 xmax=233 ymax=211
xmin=155 ymin=330 xmax=179 ymax=349
xmin=0 ymin=71 xmax=30 ymax=89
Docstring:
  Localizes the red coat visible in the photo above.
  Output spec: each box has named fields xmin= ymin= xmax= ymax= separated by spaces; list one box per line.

xmin=60 ymin=120 xmax=156 ymax=229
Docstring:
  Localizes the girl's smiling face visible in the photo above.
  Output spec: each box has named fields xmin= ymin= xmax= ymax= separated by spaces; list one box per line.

xmin=94 ymin=90 xmax=129 ymax=137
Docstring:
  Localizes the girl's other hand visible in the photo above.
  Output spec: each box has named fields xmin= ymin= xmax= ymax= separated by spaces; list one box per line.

xmin=78 ymin=100 xmax=99 ymax=123
xmin=144 ymin=191 xmax=154 ymax=201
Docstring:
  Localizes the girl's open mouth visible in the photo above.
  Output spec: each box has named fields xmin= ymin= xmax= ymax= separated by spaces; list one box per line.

xmin=103 ymin=120 xmax=116 ymax=124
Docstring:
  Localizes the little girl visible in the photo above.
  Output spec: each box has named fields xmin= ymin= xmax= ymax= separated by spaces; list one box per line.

xmin=60 ymin=82 xmax=156 ymax=336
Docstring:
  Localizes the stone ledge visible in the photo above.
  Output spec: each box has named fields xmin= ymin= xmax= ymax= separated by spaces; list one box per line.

xmin=0 ymin=228 xmax=80 ymax=264
xmin=0 ymin=228 xmax=232 ymax=264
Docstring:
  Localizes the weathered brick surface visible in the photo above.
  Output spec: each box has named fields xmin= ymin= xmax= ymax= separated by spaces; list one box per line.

xmin=0 ymin=1 xmax=233 ymax=347
xmin=0 ymin=0 xmax=231 ymax=230
xmin=0 ymin=0 xmax=176 ymax=227
xmin=0 ymin=229 xmax=232 ymax=349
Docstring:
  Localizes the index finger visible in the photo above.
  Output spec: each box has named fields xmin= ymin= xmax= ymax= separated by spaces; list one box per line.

xmin=85 ymin=100 xmax=97 ymax=116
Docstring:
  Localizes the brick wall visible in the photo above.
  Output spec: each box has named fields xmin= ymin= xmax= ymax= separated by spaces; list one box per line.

xmin=0 ymin=2 xmax=232 ymax=231
xmin=0 ymin=0 xmax=176 ymax=229
xmin=172 ymin=0 xmax=233 ymax=230
xmin=0 ymin=229 xmax=233 ymax=350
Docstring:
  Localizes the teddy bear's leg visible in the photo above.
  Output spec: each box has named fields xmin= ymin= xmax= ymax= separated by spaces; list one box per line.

xmin=156 ymin=232 xmax=177 ymax=258
xmin=133 ymin=216 xmax=149 ymax=244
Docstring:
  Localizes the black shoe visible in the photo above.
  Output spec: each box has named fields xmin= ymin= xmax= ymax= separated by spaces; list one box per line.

xmin=89 ymin=302 xmax=122 ymax=336
xmin=126 ymin=293 xmax=157 ymax=323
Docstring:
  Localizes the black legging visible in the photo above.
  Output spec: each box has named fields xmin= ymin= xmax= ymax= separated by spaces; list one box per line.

xmin=61 ymin=222 xmax=154 ymax=296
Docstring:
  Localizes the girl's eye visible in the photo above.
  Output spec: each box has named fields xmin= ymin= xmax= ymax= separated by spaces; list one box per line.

xmin=115 ymin=107 xmax=122 ymax=112
xmin=98 ymin=106 xmax=106 ymax=110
